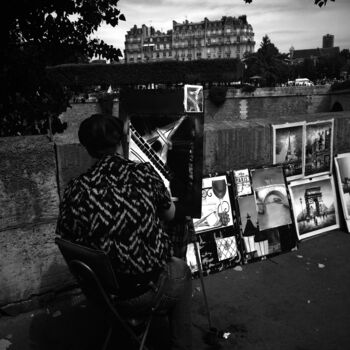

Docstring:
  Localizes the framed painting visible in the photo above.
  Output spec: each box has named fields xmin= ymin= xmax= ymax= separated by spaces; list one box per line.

xmin=250 ymin=166 xmax=293 ymax=231
xmin=237 ymin=195 xmax=259 ymax=254
xmin=233 ymin=168 xmax=252 ymax=197
xmin=190 ymin=174 xmax=243 ymax=276
xmin=272 ymin=122 xmax=305 ymax=181
xmin=304 ymin=119 xmax=334 ymax=178
xmin=184 ymin=84 xmax=204 ymax=113
xmin=237 ymin=194 xmax=297 ymax=262
xmin=189 ymin=231 xmax=241 ymax=277
xmin=192 ymin=175 xmax=234 ymax=234
xmin=334 ymin=153 xmax=350 ymax=232
xmin=288 ymin=174 xmax=339 ymax=240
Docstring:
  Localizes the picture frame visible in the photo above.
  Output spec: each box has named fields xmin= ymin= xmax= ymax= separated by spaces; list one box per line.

xmin=304 ymin=119 xmax=334 ymax=178
xmin=272 ymin=121 xmax=305 ymax=181
xmin=334 ymin=153 xmax=350 ymax=232
xmin=184 ymin=84 xmax=204 ymax=113
xmin=233 ymin=168 xmax=252 ymax=197
xmin=288 ymin=174 xmax=339 ymax=240
xmin=237 ymin=194 xmax=297 ymax=262
xmin=191 ymin=230 xmax=241 ymax=277
xmin=192 ymin=175 xmax=234 ymax=234
xmin=250 ymin=166 xmax=293 ymax=231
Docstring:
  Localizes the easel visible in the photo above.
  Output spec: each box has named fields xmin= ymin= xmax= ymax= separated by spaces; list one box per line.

xmin=191 ymin=232 xmax=223 ymax=344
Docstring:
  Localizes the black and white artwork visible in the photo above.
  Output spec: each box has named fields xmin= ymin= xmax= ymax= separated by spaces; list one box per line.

xmin=120 ymin=88 xmax=204 ymax=218
xmin=334 ymin=153 xmax=350 ymax=232
xmin=215 ymin=235 xmax=239 ymax=261
xmin=237 ymin=194 xmax=295 ymax=261
xmin=288 ymin=174 xmax=339 ymax=240
xmin=184 ymin=84 xmax=204 ymax=113
xmin=193 ymin=175 xmax=234 ymax=233
xmin=251 ymin=167 xmax=292 ymax=231
xmin=233 ymin=168 xmax=252 ymax=196
xmin=272 ymin=122 xmax=304 ymax=181
xmin=238 ymin=195 xmax=259 ymax=254
xmin=186 ymin=242 xmax=201 ymax=273
xmin=304 ymin=119 xmax=333 ymax=177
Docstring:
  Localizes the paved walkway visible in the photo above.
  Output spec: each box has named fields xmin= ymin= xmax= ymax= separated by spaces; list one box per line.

xmin=1 ymin=229 xmax=350 ymax=350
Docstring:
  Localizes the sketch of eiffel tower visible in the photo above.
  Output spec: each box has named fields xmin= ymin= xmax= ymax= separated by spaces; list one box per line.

xmin=129 ymin=116 xmax=187 ymax=189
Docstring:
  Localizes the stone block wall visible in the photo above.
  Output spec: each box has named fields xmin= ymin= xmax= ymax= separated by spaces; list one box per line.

xmin=203 ymin=111 xmax=350 ymax=174
xmin=0 ymin=136 xmax=74 ymax=308
xmin=204 ymin=85 xmax=333 ymax=122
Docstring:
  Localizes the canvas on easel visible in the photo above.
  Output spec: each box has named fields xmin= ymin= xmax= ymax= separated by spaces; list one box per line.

xmin=334 ymin=153 xmax=350 ymax=232
xmin=119 ymin=87 xmax=204 ymax=218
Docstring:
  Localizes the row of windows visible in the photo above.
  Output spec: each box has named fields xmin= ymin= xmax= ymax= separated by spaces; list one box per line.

xmin=128 ymin=51 xmax=173 ymax=61
xmin=127 ymin=51 xmax=242 ymax=62
xmin=174 ymin=25 xmax=250 ymax=32
xmin=127 ymin=29 xmax=253 ymax=42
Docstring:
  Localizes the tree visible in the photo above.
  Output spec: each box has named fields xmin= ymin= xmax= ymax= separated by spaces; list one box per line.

xmin=2 ymin=0 xmax=125 ymax=137
xmin=244 ymin=35 xmax=290 ymax=87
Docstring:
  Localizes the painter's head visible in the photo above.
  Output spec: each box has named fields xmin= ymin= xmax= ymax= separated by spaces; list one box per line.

xmin=78 ymin=114 xmax=124 ymax=159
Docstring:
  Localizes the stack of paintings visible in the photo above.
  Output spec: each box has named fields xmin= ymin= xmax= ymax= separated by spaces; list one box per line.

xmin=187 ymin=174 xmax=242 ymax=276
xmin=272 ymin=119 xmax=340 ymax=240
xmin=234 ymin=166 xmax=297 ymax=263
xmin=185 ymin=118 xmax=343 ymax=276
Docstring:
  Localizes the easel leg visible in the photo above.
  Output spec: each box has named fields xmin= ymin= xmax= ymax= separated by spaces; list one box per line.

xmin=193 ymin=235 xmax=212 ymax=330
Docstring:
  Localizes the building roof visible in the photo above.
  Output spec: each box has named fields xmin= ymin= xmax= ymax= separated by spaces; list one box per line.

xmin=292 ymin=47 xmax=340 ymax=60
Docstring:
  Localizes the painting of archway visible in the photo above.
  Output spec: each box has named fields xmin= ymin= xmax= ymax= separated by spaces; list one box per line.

xmin=251 ymin=166 xmax=292 ymax=231
xmin=288 ymin=174 xmax=339 ymax=240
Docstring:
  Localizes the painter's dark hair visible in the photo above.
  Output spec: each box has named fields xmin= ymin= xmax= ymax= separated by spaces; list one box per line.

xmin=78 ymin=114 xmax=124 ymax=158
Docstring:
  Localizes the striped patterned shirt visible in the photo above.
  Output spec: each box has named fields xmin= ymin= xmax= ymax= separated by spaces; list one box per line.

xmin=56 ymin=154 xmax=173 ymax=274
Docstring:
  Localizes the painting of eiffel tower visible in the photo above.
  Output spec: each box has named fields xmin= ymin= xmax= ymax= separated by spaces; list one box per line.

xmin=273 ymin=122 xmax=304 ymax=180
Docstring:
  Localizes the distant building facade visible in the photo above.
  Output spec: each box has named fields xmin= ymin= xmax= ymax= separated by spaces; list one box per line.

xmin=124 ymin=16 xmax=255 ymax=63
xmin=323 ymin=34 xmax=334 ymax=49
xmin=289 ymin=34 xmax=339 ymax=64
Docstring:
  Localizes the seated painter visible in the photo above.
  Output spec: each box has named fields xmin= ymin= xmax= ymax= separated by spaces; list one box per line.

xmin=55 ymin=113 xmax=192 ymax=350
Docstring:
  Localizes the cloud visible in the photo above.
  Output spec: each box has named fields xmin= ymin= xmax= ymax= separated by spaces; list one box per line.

xmin=95 ymin=0 xmax=350 ymax=55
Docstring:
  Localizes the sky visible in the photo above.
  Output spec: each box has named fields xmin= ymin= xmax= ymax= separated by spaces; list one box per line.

xmin=94 ymin=0 xmax=350 ymax=57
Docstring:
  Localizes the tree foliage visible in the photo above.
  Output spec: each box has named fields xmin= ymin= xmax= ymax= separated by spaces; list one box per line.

xmin=289 ymin=49 xmax=349 ymax=82
xmin=2 ymin=0 xmax=125 ymax=137
xmin=244 ymin=35 xmax=290 ymax=87
xmin=47 ymin=59 xmax=244 ymax=87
